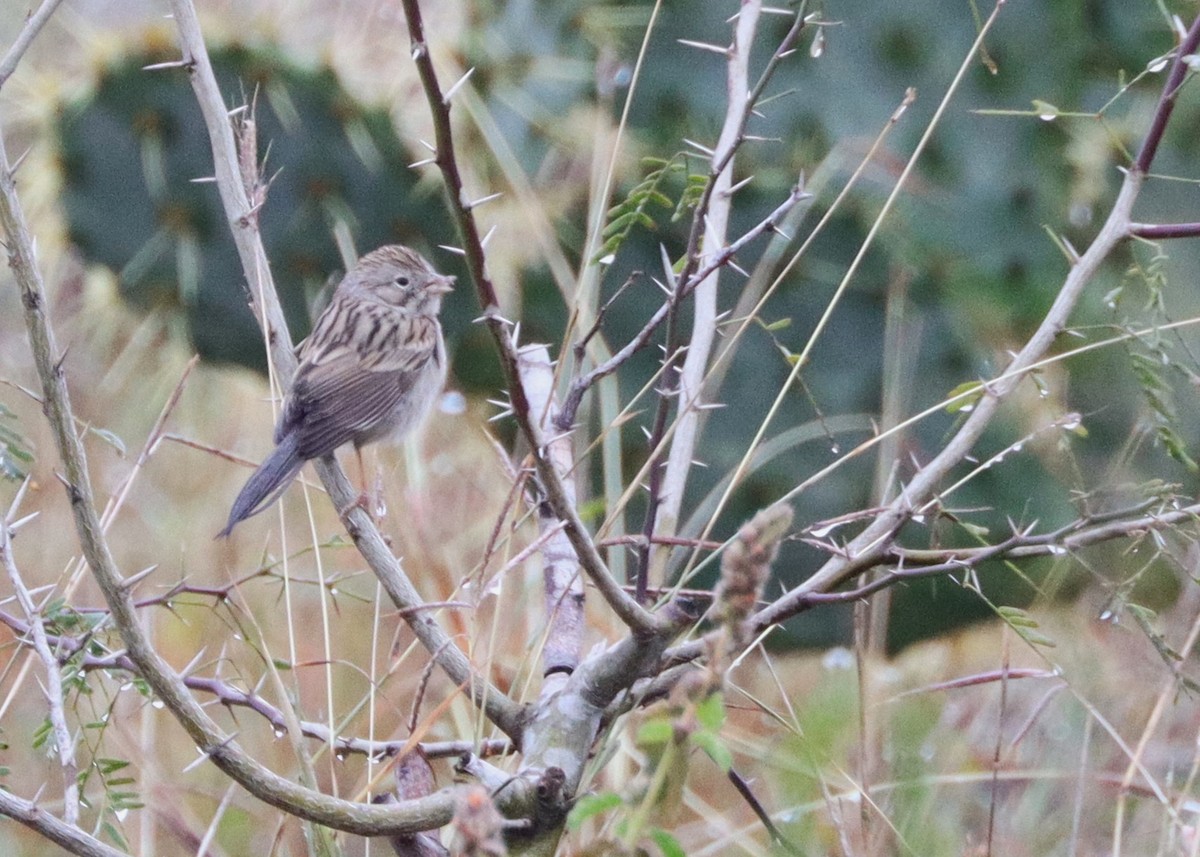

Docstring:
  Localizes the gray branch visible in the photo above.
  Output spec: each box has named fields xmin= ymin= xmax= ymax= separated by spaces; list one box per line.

xmin=0 ymin=89 xmax=457 ymax=839
xmin=0 ymin=788 xmax=130 ymax=857
xmin=166 ymin=0 xmax=523 ymax=741
xmin=2 ymin=484 xmax=79 ymax=825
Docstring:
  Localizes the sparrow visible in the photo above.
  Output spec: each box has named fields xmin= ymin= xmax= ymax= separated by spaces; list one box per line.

xmin=219 ymin=245 xmax=453 ymax=537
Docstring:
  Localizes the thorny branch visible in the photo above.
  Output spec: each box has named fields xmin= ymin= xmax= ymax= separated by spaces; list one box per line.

xmin=518 ymin=346 xmax=586 ymax=681
xmin=747 ymin=4 xmax=1200 ymax=627
xmin=1 ymin=103 xmax=460 ymax=839
xmin=0 ymin=604 xmax=512 ymax=760
xmin=663 ymin=496 xmax=1200 ymax=669
xmin=166 ymin=0 xmax=523 ymax=741
xmin=0 ymin=0 xmax=65 ymax=89
xmin=795 ymin=499 xmax=1200 ymax=610
xmin=0 ymin=788 xmax=127 ymax=857
xmin=1 ymin=484 xmax=79 ymax=826
xmin=650 ymin=4 xmax=809 ymax=593
xmin=398 ymin=0 xmax=661 ymax=637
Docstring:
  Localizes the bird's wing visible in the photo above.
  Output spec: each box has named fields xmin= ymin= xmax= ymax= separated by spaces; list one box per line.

xmin=276 ymin=301 xmax=439 ymax=458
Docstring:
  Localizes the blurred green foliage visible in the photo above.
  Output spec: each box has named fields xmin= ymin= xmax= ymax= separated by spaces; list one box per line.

xmin=57 ymin=43 xmax=464 ymax=371
xmin=0 ymin=402 xmax=33 ymax=481
xmin=477 ymin=0 xmax=1200 ymax=647
xmin=56 ymin=1 xmax=1200 ymax=648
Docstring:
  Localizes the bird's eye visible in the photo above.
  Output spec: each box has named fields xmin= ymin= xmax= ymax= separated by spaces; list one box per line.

xmin=395 ymin=276 xmax=410 ymax=287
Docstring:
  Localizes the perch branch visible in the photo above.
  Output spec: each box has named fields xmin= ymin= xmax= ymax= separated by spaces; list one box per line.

xmin=0 ymin=87 xmax=460 ymax=839
xmin=167 ymin=0 xmax=523 ymax=740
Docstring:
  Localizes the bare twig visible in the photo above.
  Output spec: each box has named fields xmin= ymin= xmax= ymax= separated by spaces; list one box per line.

xmin=727 ymin=768 xmax=802 ymax=856
xmin=663 ymin=497 xmax=1200 ymax=666
xmin=0 ymin=0 xmax=65 ymax=89
xmin=650 ymin=0 xmax=765 ymax=594
xmin=398 ymin=0 xmax=660 ymax=637
xmin=518 ymin=346 xmax=585 ymax=679
xmin=2 ymin=484 xmax=79 ymax=825
xmin=786 ymin=499 xmax=1200 ymax=611
xmin=1128 ymin=221 xmax=1200 ymax=240
xmin=1132 ymin=15 xmax=1200 ymax=175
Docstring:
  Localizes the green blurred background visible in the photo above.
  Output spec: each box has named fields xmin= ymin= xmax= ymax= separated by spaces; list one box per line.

xmin=50 ymin=0 xmax=1200 ymax=649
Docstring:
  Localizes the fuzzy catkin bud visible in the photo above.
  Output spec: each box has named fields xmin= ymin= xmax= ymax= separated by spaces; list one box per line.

xmin=706 ymin=504 xmax=794 ymax=683
xmin=714 ymin=504 xmax=793 ymax=633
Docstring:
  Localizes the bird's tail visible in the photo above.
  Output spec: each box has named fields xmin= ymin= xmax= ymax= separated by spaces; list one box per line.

xmin=217 ymin=433 xmax=305 ymax=538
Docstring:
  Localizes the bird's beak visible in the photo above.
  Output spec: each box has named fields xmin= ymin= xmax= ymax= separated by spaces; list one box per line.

xmin=430 ymin=275 xmax=455 ymax=295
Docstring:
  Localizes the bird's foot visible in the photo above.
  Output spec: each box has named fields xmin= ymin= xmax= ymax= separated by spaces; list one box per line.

xmin=335 ymin=493 xmax=394 ymax=548
xmin=336 ymin=492 xmax=372 ymax=519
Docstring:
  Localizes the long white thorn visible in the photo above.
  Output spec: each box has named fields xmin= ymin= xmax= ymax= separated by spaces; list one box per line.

xmin=442 ymin=67 xmax=476 ymax=104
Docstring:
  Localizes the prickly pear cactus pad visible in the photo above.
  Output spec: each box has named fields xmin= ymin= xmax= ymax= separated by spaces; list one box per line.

xmin=56 ymin=40 xmax=456 ymax=371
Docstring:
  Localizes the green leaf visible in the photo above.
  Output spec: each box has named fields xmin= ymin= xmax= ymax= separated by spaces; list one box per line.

xmin=577 ymin=497 xmax=607 ymax=523
xmin=996 ymin=606 xmax=1038 ymax=628
xmin=110 ymin=791 xmax=144 ymax=810
xmin=567 ymin=792 xmax=622 ymax=829
xmin=649 ymin=828 xmax=687 ymax=857
xmin=1030 ymin=98 xmax=1060 ymax=118
xmin=97 ymin=758 xmax=131 ymax=775
xmin=637 ymin=718 xmax=674 ymax=748
xmin=694 ymin=692 xmax=725 ymax=732
xmin=88 ymin=426 xmax=127 ymax=457
xmin=648 ymin=190 xmax=674 ymax=209
xmin=101 ymin=820 xmax=130 ymax=850
xmin=0 ymin=405 xmax=34 ymax=480
xmin=1017 ymin=630 xmax=1057 ymax=648
xmin=602 ymin=211 xmax=639 ymax=239
xmin=945 ymin=381 xmax=984 ymax=414
xmin=32 ymin=718 xmax=52 ymax=750
xmin=997 ymin=606 xmax=1057 ymax=648
xmin=691 ymin=730 xmax=732 ymax=772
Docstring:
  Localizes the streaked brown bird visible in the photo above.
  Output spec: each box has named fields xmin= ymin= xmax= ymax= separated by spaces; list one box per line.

xmin=219 ymin=245 xmax=453 ymax=537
